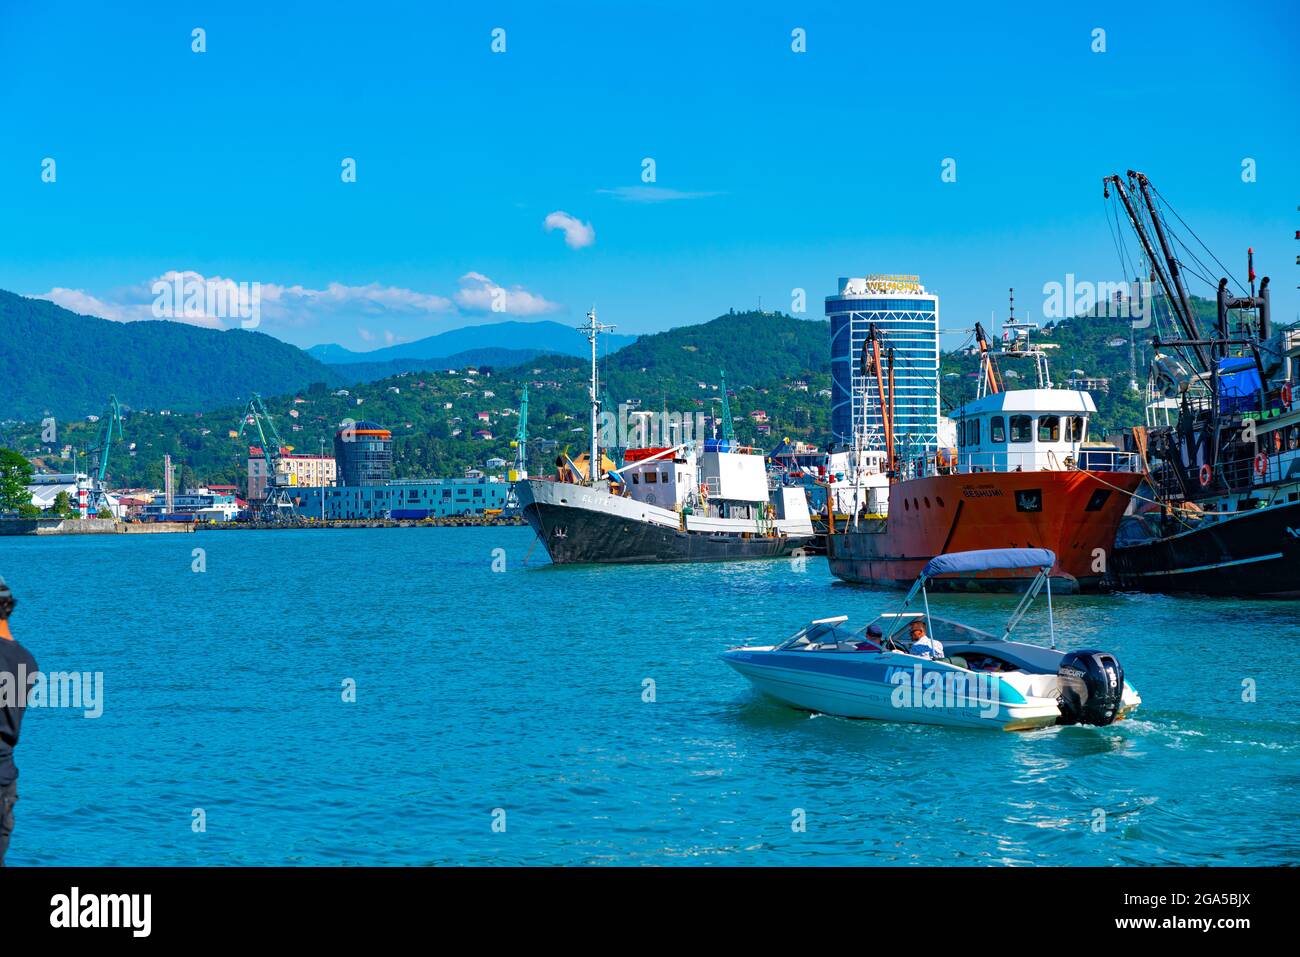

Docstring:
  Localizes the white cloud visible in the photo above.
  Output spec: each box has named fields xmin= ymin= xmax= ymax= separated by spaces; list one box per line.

xmin=454 ymin=272 xmax=561 ymax=316
xmin=597 ymin=186 xmax=720 ymax=203
xmin=30 ymin=270 xmax=562 ymax=347
xmin=259 ymin=280 xmax=452 ymax=315
xmin=36 ymin=287 xmax=139 ymax=322
xmin=543 ymin=210 xmax=595 ymax=249
xmin=35 ymin=272 xmax=457 ymax=332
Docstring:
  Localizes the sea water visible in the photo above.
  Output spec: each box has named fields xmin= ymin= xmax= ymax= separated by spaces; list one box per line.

xmin=1 ymin=526 xmax=1296 ymax=865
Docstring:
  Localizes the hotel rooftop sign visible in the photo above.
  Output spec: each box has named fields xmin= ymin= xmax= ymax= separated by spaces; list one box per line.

xmin=835 ymin=275 xmax=928 ymax=296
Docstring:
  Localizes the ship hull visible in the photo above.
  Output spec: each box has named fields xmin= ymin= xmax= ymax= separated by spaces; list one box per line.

xmin=827 ymin=470 xmax=1142 ymax=592
xmin=1110 ymin=500 xmax=1300 ymax=597
xmin=518 ymin=480 xmax=816 ymax=565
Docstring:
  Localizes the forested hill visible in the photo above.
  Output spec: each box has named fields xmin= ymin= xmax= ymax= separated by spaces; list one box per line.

xmin=0 ymin=290 xmax=343 ymax=421
xmin=521 ymin=309 xmax=830 ymax=392
xmin=609 ymin=309 xmax=829 ymax=384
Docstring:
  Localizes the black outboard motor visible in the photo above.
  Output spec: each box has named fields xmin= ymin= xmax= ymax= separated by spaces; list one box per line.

xmin=1056 ymin=650 xmax=1125 ymax=726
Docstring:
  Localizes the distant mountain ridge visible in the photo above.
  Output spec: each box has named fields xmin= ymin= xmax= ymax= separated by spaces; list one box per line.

xmin=330 ymin=347 xmax=544 ymax=384
xmin=308 ymin=320 xmax=637 ymax=364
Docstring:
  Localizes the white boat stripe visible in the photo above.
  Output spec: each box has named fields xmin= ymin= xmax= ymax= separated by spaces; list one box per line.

xmin=1130 ymin=552 xmax=1283 ymax=576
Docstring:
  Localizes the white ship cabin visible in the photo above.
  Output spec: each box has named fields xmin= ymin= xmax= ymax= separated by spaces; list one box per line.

xmin=950 ymin=389 xmax=1111 ymax=473
xmin=619 ymin=445 xmax=697 ymax=509
xmin=616 ymin=440 xmax=792 ymax=520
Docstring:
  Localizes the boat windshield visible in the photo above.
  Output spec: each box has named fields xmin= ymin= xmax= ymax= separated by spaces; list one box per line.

xmin=778 ymin=621 xmax=857 ymax=651
xmin=863 ymin=613 xmax=999 ymax=647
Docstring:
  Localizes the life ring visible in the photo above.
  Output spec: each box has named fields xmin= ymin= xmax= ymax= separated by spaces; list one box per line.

xmin=1255 ymin=453 xmax=1268 ymax=477
xmin=1283 ymin=383 xmax=1293 ymax=410
xmin=1198 ymin=463 xmax=1212 ymax=487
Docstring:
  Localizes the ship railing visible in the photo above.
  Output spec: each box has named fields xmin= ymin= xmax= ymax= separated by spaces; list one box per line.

xmin=951 ymin=449 xmax=1138 ymax=474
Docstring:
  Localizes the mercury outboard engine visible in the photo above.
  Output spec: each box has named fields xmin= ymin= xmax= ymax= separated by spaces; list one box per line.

xmin=1056 ymin=650 xmax=1125 ymax=726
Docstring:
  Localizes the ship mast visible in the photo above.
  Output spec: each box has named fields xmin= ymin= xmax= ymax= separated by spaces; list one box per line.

xmin=579 ymin=306 xmax=615 ymax=486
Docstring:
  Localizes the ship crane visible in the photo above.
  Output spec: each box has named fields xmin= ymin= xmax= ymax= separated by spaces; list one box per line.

xmin=974 ymin=322 xmax=1003 ymax=399
xmin=88 ymin=394 xmax=124 ymax=515
xmin=859 ymin=324 xmax=896 ymax=476
xmin=238 ymin=393 xmax=296 ymax=521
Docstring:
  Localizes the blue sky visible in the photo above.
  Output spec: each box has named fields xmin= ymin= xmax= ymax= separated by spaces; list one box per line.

xmin=1 ymin=0 xmax=1296 ymax=352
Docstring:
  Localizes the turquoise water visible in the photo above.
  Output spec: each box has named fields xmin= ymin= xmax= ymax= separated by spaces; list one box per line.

xmin=0 ymin=526 xmax=1296 ymax=865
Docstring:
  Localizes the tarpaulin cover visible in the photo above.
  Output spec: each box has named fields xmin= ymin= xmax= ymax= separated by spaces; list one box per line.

xmin=1218 ymin=356 xmax=1262 ymax=415
xmin=921 ymin=548 xmax=1056 ymax=577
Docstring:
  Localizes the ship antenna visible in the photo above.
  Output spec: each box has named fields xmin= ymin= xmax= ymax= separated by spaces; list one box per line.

xmin=580 ymin=306 xmax=615 ymax=486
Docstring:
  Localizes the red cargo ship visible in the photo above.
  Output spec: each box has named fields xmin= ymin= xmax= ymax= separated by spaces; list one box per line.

xmin=828 ymin=315 xmax=1142 ymax=592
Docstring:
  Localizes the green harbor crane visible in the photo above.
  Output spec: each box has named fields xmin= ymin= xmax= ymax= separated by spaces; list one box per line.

xmin=88 ymin=395 xmax=124 ymax=515
xmin=238 ymin=393 xmax=296 ymax=521
xmin=718 ymin=369 xmax=736 ymax=442
xmin=511 ymin=384 xmax=529 ymax=479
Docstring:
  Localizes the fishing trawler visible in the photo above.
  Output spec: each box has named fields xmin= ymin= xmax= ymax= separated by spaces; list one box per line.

xmin=515 ymin=309 xmax=816 ymax=564
xmin=1101 ymin=171 xmax=1300 ymax=596
xmin=827 ymin=304 xmax=1142 ymax=592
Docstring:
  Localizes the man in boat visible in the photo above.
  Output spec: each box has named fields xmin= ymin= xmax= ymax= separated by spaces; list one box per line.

xmin=0 ymin=575 xmax=37 ymax=867
xmin=855 ymin=624 xmax=884 ymax=652
xmin=907 ymin=619 xmax=945 ymax=660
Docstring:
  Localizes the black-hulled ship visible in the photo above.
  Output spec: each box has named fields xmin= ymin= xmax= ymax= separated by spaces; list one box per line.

xmin=515 ymin=309 xmax=816 ymax=564
xmin=1102 ymin=171 xmax=1300 ymax=596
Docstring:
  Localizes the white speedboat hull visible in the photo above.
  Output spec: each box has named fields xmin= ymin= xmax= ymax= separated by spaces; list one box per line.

xmin=722 ymin=643 xmax=1140 ymax=732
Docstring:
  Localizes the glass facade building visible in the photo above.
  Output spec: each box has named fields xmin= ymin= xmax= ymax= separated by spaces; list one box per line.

xmin=826 ymin=276 xmax=940 ymax=459
xmin=334 ymin=421 xmax=393 ymax=486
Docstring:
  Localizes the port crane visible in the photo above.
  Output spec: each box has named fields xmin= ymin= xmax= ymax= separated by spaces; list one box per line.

xmin=503 ymin=384 xmax=530 ymax=514
xmin=511 ymin=384 xmax=529 ymax=480
xmin=88 ymin=395 xmax=124 ymax=516
xmin=238 ymin=393 xmax=296 ymax=521
xmin=717 ymin=369 xmax=736 ymax=442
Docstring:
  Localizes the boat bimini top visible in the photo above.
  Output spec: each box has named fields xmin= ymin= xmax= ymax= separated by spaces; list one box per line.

xmin=899 ymin=547 xmax=1060 ymax=649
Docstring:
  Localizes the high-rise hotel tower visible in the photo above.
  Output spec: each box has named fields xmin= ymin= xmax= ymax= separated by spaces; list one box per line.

xmin=826 ymin=275 xmax=940 ymax=459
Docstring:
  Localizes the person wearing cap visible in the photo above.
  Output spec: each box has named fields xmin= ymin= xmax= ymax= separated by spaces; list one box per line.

xmin=855 ymin=623 xmax=884 ymax=652
xmin=0 ymin=575 xmax=37 ymax=866
xmin=907 ymin=618 xmax=944 ymax=660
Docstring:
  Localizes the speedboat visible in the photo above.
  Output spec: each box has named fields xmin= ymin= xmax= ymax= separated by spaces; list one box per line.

xmin=721 ymin=548 xmax=1141 ymax=731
